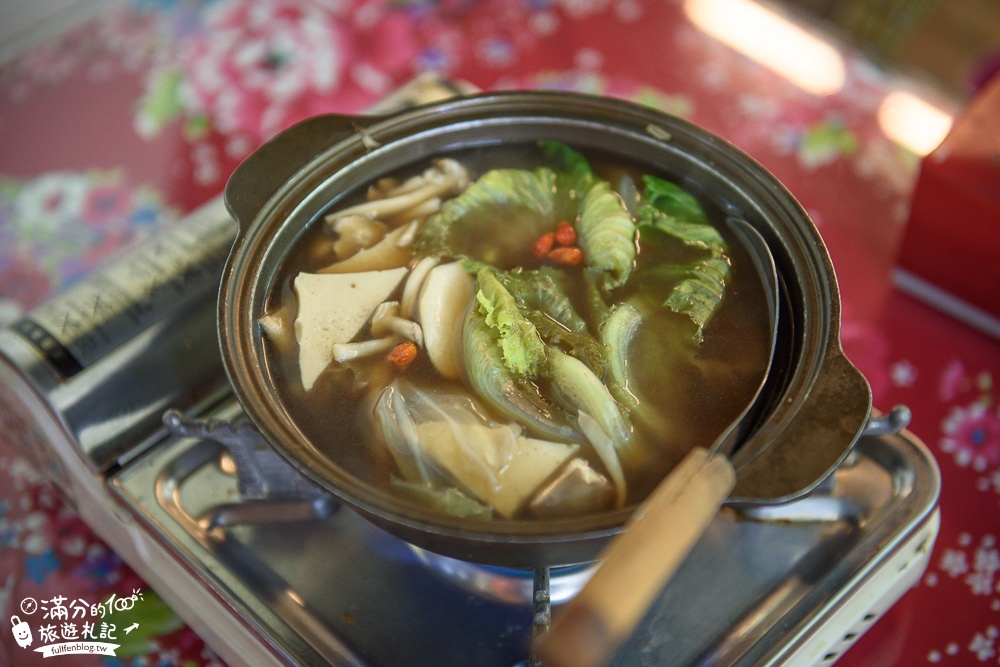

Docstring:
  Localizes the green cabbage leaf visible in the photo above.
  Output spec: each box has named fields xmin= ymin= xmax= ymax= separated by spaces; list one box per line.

xmin=577 ymin=181 xmax=637 ymax=291
xmin=637 ymin=175 xmax=730 ymax=341
xmin=474 ymin=267 xmax=547 ymax=377
xmin=415 ymin=167 xmax=557 ymax=268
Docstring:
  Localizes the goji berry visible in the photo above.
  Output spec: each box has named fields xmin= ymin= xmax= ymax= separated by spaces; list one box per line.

xmin=387 ymin=341 xmax=418 ymax=371
xmin=555 ymin=221 xmax=576 ymax=246
xmin=533 ymin=231 xmax=556 ymax=258
xmin=547 ymin=246 xmax=584 ymax=266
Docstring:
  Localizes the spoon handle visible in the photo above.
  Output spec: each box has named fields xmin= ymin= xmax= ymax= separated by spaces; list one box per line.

xmin=539 ymin=447 xmax=735 ymax=667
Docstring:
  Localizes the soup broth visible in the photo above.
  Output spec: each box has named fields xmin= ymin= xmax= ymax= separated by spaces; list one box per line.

xmin=262 ymin=141 xmax=772 ymax=521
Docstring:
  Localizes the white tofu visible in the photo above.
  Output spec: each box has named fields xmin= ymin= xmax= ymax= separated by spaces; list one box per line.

xmin=415 ymin=421 xmax=578 ymax=517
xmin=293 ymin=267 xmax=407 ymax=390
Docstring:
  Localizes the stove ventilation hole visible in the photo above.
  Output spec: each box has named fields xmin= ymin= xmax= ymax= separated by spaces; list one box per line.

xmin=807 ymin=518 xmax=941 ymax=665
xmin=820 ymin=608 xmax=884 ymax=664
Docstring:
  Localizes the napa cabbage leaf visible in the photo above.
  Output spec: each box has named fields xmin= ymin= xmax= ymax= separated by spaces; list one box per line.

xmin=474 ymin=267 xmax=547 ymax=377
xmin=576 ymin=180 xmax=637 ymax=291
xmin=637 ymin=175 xmax=730 ymax=341
xmin=499 ymin=267 xmax=609 ymax=376
xmin=499 ymin=267 xmax=588 ymax=334
xmin=416 ymin=141 xmax=637 ymax=291
xmin=415 ymin=167 xmax=557 ymax=268
xmin=391 ymin=478 xmax=493 ymax=519
xmin=542 ymin=140 xmax=638 ymax=291
xmin=539 ymin=140 xmax=594 ymax=188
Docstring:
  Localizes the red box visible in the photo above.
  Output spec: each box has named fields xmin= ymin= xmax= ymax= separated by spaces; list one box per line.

xmin=894 ymin=75 xmax=1000 ymax=340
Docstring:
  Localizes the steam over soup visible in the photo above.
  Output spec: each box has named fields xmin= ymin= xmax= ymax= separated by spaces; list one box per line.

xmin=261 ymin=141 xmax=772 ymax=521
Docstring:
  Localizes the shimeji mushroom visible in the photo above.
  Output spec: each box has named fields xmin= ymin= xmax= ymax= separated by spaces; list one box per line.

xmin=324 ymin=159 xmax=470 ymax=229
xmin=416 ymin=261 xmax=475 ymax=380
xmin=369 ymin=171 xmax=429 ymax=200
xmin=331 ymin=335 xmax=402 ymax=364
xmin=370 ymin=301 xmax=424 ymax=348
xmin=331 ymin=215 xmax=388 ymax=260
xmin=318 ymin=222 xmax=417 ymax=274
xmin=400 ymin=256 xmax=441 ymax=319
xmin=258 ymin=312 xmax=289 ymax=347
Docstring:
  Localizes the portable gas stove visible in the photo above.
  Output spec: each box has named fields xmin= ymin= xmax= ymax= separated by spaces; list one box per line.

xmin=0 ymin=77 xmax=940 ymax=667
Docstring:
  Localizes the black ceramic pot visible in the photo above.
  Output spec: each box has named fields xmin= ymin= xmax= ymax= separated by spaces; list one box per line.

xmin=219 ymin=91 xmax=872 ymax=568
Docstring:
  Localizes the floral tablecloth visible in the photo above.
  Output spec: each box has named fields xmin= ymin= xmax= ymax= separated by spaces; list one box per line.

xmin=1 ymin=1 xmax=997 ymax=666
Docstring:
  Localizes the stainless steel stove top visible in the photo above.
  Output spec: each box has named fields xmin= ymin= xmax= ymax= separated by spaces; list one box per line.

xmin=106 ymin=396 xmax=940 ymax=667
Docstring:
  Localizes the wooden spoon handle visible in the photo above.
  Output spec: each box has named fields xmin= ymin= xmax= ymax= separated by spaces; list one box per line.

xmin=538 ymin=447 xmax=736 ymax=667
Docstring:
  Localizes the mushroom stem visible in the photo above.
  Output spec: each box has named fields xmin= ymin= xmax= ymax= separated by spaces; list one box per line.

xmin=331 ymin=215 xmax=388 ymax=260
xmin=401 ymin=256 xmax=441 ymax=319
xmin=371 ymin=301 xmax=424 ymax=347
xmin=332 ymin=336 xmax=402 ymax=363
xmin=324 ymin=159 xmax=470 ymax=227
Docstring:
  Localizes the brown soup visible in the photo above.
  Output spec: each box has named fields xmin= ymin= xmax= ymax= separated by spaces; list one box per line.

xmin=261 ymin=141 xmax=771 ymax=521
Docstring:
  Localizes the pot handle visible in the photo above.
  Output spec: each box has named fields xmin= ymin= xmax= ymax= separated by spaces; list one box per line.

xmin=539 ymin=448 xmax=736 ymax=667
xmin=224 ymin=114 xmax=366 ymax=232
xmin=861 ymin=404 xmax=911 ymax=437
xmin=729 ymin=348 xmax=873 ymax=504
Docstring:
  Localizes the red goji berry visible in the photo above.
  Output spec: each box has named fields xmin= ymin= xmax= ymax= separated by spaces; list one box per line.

xmin=533 ymin=231 xmax=556 ymax=258
xmin=555 ymin=221 xmax=576 ymax=246
xmin=387 ymin=341 xmax=418 ymax=371
xmin=547 ymin=246 xmax=584 ymax=266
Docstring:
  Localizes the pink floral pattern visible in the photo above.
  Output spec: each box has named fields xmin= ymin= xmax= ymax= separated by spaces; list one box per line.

xmin=179 ymin=2 xmax=345 ymax=138
xmin=138 ymin=0 xmax=422 ymax=147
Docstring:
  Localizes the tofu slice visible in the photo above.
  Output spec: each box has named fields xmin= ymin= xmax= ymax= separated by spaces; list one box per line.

xmin=293 ymin=267 xmax=407 ymax=390
xmin=415 ymin=421 xmax=579 ymax=517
